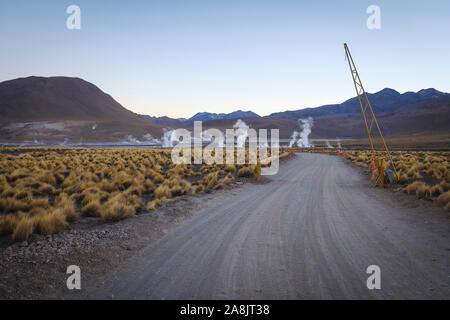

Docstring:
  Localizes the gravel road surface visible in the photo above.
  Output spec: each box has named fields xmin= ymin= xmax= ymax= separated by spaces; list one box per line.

xmin=91 ymin=153 xmax=450 ymax=299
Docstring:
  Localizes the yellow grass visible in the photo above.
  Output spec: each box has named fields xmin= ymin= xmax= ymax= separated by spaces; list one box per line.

xmin=339 ymin=149 xmax=449 ymax=207
xmin=0 ymin=147 xmax=291 ymax=241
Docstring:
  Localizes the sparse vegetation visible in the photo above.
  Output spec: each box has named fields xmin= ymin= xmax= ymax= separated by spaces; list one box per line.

xmin=340 ymin=149 xmax=450 ymax=211
xmin=0 ymin=147 xmax=288 ymax=240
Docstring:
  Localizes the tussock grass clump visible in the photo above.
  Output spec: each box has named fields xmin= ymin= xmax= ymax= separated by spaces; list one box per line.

xmin=81 ymin=200 xmax=101 ymax=217
xmin=225 ymin=164 xmax=236 ymax=173
xmin=100 ymin=194 xmax=135 ymax=221
xmin=146 ymin=199 xmax=162 ymax=211
xmin=34 ymin=208 xmax=68 ymax=235
xmin=0 ymin=214 xmax=21 ymax=235
xmin=37 ymin=183 xmax=56 ymax=195
xmin=397 ymin=173 xmax=409 ymax=184
xmin=144 ymin=169 xmax=164 ymax=183
xmin=437 ymin=190 xmax=450 ymax=207
xmin=37 ymin=171 xmax=57 ymax=185
xmin=55 ymin=193 xmax=77 ymax=221
xmin=143 ymin=179 xmax=155 ymax=193
xmin=430 ymin=184 xmax=443 ymax=198
xmin=237 ymin=166 xmax=255 ymax=178
xmin=12 ymin=217 xmax=35 ymax=241
xmin=154 ymin=184 xmax=172 ymax=199
xmin=404 ymin=181 xmax=430 ymax=199
xmin=201 ymin=172 xmax=219 ymax=191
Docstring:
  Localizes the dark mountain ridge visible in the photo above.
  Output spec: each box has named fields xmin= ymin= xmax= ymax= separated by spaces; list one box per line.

xmin=269 ymin=88 xmax=450 ymax=119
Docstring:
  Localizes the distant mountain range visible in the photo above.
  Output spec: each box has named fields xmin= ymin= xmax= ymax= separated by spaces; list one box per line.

xmin=186 ymin=110 xmax=260 ymax=122
xmin=141 ymin=88 xmax=450 ymax=126
xmin=0 ymin=76 xmax=449 ymax=144
xmin=139 ymin=87 xmax=450 ymax=141
xmin=268 ymin=88 xmax=450 ymax=119
xmin=140 ymin=110 xmax=260 ymax=127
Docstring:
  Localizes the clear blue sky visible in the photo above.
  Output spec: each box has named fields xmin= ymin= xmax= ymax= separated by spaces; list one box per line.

xmin=1 ymin=0 xmax=449 ymax=118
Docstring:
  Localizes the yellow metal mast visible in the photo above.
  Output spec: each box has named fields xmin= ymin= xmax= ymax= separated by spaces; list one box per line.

xmin=344 ymin=43 xmax=398 ymax=186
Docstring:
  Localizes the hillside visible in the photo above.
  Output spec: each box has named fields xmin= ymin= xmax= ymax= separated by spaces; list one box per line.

xmin=269 ymin=88 xmax=450 ymax=119
xmin=186 ymin=110 xmax=260 ymax=122
xmin=139 ymin=115 xmax=182 ymax=128
xmin=1 ymin=76 xmax=449 ymax=146
xmin=140 ymin=110 xmax=260 ymax=128
xmin=192 ymin=96 xmax=450 ymax=148
xmin=0 ymin=76 xmax=163 ymax=143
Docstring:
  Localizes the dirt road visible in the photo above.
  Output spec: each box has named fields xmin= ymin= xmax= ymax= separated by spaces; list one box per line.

xmin=91 ymin=153 xmax=450 ymax=299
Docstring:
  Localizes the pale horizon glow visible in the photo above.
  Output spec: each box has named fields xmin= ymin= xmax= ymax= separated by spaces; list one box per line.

xmin=1 ymin=0 xmax=449 ymax=118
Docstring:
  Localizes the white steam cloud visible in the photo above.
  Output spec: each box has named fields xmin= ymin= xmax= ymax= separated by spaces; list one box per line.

xmin=161 ymin=129 xmax=177 ymax=147
xmin=289 ymin=117 xmax=314 ymax=148
xmin=326 ymin=140 xmax=334 ymax=149
xmin=233 ymin=119 xmax=249 ymax=148
xmin=289 ymin=131 xmax=299 ymax=147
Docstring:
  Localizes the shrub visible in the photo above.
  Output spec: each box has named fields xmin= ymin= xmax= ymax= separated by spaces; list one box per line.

xmin=81 ymin=200 xmax=101 ymax=217
xmin=37 ymin=171 xmax=57 ymax=185
xmin=237 ymin=166 xmax=255 ymax=178
xmin=397 ymin=173 xmax=409 ymax=184
xmin=146 ymin=199 xmax=161 ymax=211
xmin=0 ymin=214 xmax=20 ymax=235
xmin=101 ymin=202 xmax=135 ymax=222
xmin=225 ymin=164 xmax=236 ymax=173
xmin=143 ymin=179 xmax=155 ymax=193
xmin=437 ymin=190 xmax=450 ymax=207
xmin=154 ymin=185 xmax=172 ymax=199
xmin=12 ymin=217 xmax=35 ymax=241
xmin=404 ymin=181 xmax=430 ymax=199
xmin=430 ymin=184 xmax=443 ymax=198
xmin=34 ymin=209 xmax=68 ymax=235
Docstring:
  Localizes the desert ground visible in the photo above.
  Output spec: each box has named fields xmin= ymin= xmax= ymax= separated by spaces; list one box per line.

xmin=1 ymin=151 xmax=449 ymax=299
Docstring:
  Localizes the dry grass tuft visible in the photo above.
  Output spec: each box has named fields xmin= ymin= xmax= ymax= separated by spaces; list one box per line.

xmin=237 ymin=166 xmax=255 ymax=178
xmin=404 ymin=181 xmax=430 ymax=199
xmin=81 ymin=200 xmax=101 ymax=217
xmin=437 ymin=190 xmax=450 ymax=207
xmin=12 ymin=217 xmax=35 ymax=241
xmin=34 ymin=208 xmax=68 ymax=235
xmin=101 ymin=194 xmax=135 ymax=221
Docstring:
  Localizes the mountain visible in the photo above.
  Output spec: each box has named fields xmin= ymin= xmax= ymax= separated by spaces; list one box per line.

xmin=192 ymin=96 xmax=450 ymax=148
xmin=140 ymin=110 xmax=260 ymax=128
xmin=139 ymin=115 xmax=182 ymax=128
xmin=139 ymin=87 xmax=450 ymax=145
xmin=186 ymin=110 xmax=260 ymax=122
xmin=269 ymin=88 xmax=450 ymax=119
xmin=0 ymin=76 xmax=163 ymax=142
xmin=1 ymin=77 xmax=449 ymax=146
